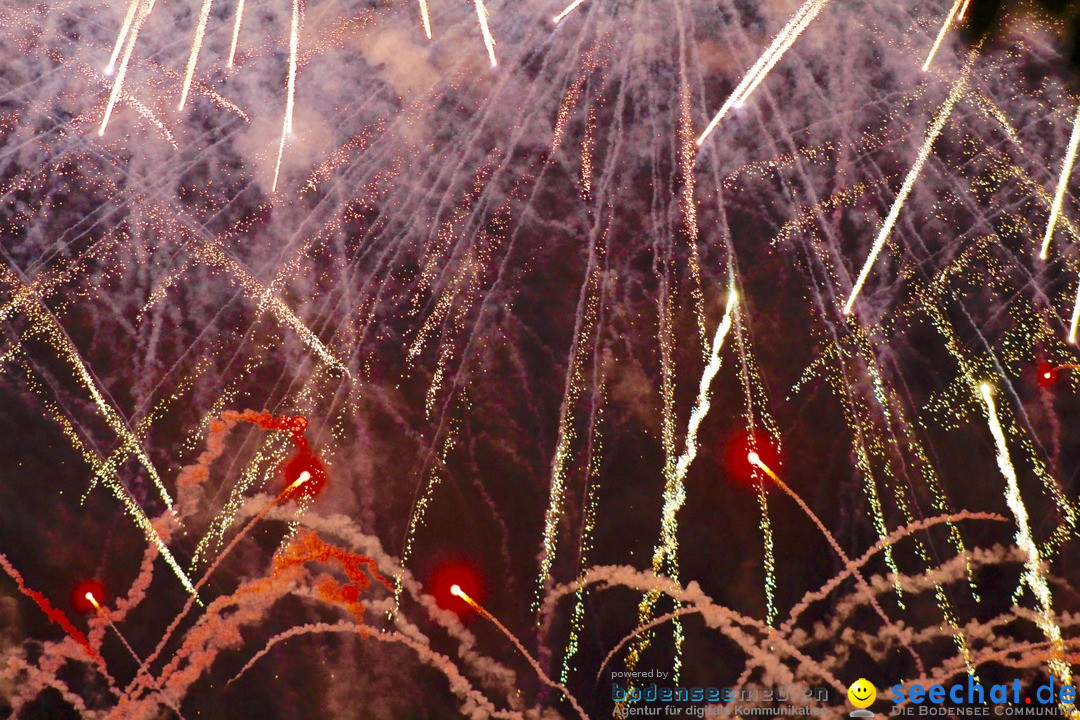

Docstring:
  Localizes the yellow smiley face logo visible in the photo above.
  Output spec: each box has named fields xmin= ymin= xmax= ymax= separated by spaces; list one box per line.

xmin=847 ymin=679 xmax=876 ymax=708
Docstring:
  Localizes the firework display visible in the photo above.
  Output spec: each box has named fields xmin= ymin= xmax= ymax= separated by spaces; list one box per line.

xmin=4 ymin=0 xmax=1080 ymax=718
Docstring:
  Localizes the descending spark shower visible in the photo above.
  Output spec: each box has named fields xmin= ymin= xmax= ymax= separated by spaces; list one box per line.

xmin=5 ymin=0 xmax=1080 ymax=717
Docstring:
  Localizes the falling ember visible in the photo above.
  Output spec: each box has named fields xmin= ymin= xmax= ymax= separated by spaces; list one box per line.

xmin=552 ymin=0 xmax=588 ymax=24
xmin=1035 ymin=361 xmax=1080 ymax=387
xmin=178 ymin=0 xmax=215 ymax=110
xmin=99 ymin=0 xmax=151 ymax=135
xmin=696 ymin=0 xmax=829 ymax=146
xmin=731 ymin=0 xmax=828 ymax=109
xmin=281 ymin=453 xmax=327 ymax=501
xmin=978 ymin=383 xmax=1075 ymax=689
xmin=843 ymin=60 xmax=970 ymax=315
xmin=290 ymin=470 xmax=310 ymax=489
xmin=430 ymin=559 xmax=484 ymax=617
xmin=922 ymin=0 xmax=965 ymax=72
xmin=473 ymin=0 xmax=498 ymax=67
xmin=1040 ymin=103 xmax=1080 ymax=260
xmin=273 ymin=0 xmax=302 ymax=192
xmin=1037 ymin=361 xmax=1060 ymax=387
xmin=418 ymin=0 xmax=432 ymax=39
xmin=106 ymin=0 xmax=141 ymax=75
xmin=227 ymin=0 xmax=246 ymax=68
xmin=722 ymin=427 xmax=781 ymax=487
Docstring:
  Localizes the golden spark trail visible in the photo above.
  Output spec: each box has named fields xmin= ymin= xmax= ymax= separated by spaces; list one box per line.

xmin=1040 ymin=104 xmax=1080 ymax=260
xmin=394 ymin=423 xmax=458 ymax=615
xmin=96 ymin=463 xmax=197 ymax=599
xmin=843 ymin=68 xmax=968 ymax=315
xmin=553 ymin=0 xmax=587 ymax=24
xmin=678 ymin=83 xmax=708 ymax=356
xmin=696 ymin=0 xmax=828 ymax=146
xmin=473 ymin=0 xmax=497 ymax=67
xmin=978 ymin=383 xmax=1074 ymax=691
xmin=450 ymin=585 xmax=588 ymax=720
xmin=418 ymin=0 xmax=432 ymax=39
xmin=227 ymin=0 xmax=245 ymax=68
xmin=100 ymin=0 xmax=152 ymax=135
xmin=178 ymin=0 xmax=215 ymax=110
xmin=190 ymin=240 xmax=348 ymax=375
xmin=1 ymin=275 xmax=175 ymax=508
xmin=958 ymin=0 xmax=972 ymax=21
xmin=922 ymin=0 xmax=964 ymax=72
xmin=41 ymin=401 xmax=197 ymax=599
xmin=532 ymin=224 xmax=606 ymax=613
xmin=106 ymin=0 xmax=141 ymax=74
xmin=272 ymin=0 xmax=300 ymax=192
xmin=728 ymin=300 xmax=780 ymax=624
xmin=623 ymin=264 xmax=685 ymax=684
xmin=559 ymin=387 xmax=605 ymax=684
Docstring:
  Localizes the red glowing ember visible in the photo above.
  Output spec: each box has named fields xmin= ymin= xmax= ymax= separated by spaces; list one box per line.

xmin=429 ymin=560 xmax=484 ymax=618
xmin=722 ymin=428 xmax=781 ymax=486
xmin=70 ymin=579 xmax=107 ymax=614
xmin=1037 ymin=361 xmax=1060 ymax=388
xmin=280 ymin=450 xmax=328 ymax=501
xmin=221 ymin=410 xmax=329 ymax=501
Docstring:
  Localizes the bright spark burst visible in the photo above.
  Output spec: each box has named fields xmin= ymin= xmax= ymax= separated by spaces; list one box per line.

xmin=8 ymin=0 xmax=1080 ymax=715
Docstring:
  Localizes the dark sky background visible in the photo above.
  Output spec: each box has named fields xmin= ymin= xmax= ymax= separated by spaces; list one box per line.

xmin=2 ymin=0 xmax=1080 ymax=717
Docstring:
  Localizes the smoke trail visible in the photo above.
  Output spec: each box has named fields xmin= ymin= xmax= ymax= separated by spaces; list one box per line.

xmin=452 ymin=586 xmax=589 ymax=720
xmin=0 ymin=554 xmax=102 ymax=667
xmin=231 ymin=622 xmax=524 ymax=719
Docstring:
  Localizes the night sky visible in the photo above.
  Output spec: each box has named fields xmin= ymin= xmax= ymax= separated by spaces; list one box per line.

xmin=2 ymin=0 xmax=1080 ymax=718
